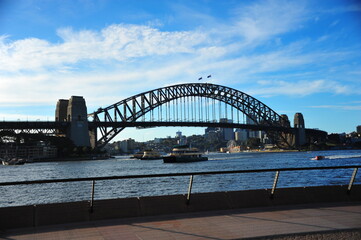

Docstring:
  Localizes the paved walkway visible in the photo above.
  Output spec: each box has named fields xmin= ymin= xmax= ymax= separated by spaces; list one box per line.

xmin=1 ymin=202 xmax=361 ymax=240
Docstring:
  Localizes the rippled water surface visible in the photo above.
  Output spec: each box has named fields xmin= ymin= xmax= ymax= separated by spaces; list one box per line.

xmin=1 ymin=149 xmax=360 ymax=207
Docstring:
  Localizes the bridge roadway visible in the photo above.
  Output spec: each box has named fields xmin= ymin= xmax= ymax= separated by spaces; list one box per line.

xmin=0 ymin=120 xmax=326 ymax=148
xmin=1 ymin=202 xmax=360 ymax=239
xmin=0 ymin=120 xmax=295 ymax=132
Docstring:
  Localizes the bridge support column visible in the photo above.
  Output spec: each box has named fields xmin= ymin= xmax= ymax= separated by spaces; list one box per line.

xmin=56 ymin=96 xmax=91 ymax=147
xmin=279 ymin=114 xmax=294 ymax=148
xmin=294 ymin=113 xmax=306 ymax=147
xmin=67 ymin=96 xmax=91 ymax=147
xmin=89 ymin=127 xmax=97 ymax=149
xmin=55 ymin=99 xmax=69 ymax=135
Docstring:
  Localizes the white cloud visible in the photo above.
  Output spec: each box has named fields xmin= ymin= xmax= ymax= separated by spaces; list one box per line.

xmin=232 ymin=0 xmax=307 ymax=42
xmin=247 ymin=79 xmax=352 ymax=97
xmin=321 ymin=4 xmax=361 ymax=14
xmin=308 ymin=105 xmax=361 ymax=111
xmin=0 ymin=0 xmax=311 ymax=73
xmin=0 ymin=24 xmax=207 ymax=72
xmin=0 ymin=0 xmax=360 ymax=112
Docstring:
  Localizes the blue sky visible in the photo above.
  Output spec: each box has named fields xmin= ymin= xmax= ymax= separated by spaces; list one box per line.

xmin=0 ymin=0 xmax=360 ymax=142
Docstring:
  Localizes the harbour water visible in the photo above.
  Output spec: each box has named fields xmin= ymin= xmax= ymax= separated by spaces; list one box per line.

xmin=0 ymin=150 xmax=360 ymax=207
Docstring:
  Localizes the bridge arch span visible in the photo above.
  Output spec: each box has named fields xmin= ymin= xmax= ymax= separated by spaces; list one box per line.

xmin=89 ymin=83 xmax=289 ymax=147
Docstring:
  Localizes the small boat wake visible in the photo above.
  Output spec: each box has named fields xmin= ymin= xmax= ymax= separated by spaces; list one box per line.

xmin=311 ymin=154 xmax=361 ymax=160
xmin=326 ymin=154 xmax=361 ymax=160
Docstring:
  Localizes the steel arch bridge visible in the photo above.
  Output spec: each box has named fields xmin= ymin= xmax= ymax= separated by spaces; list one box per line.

xmin=89 ymin=83 xmax=292 ymax=148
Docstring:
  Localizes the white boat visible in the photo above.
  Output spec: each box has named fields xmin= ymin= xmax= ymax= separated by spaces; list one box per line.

xmin=163 ymin=145 xmax=208 ymax=163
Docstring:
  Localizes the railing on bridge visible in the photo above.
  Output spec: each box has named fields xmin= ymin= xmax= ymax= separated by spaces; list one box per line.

xmin=0 ymin=165 xmax=359 ymax=211
xmin=0 ymin=121 xmax=68 ymax=134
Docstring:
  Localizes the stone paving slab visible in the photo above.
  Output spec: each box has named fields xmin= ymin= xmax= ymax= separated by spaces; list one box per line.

xmin=1 ymin=202 xmax=360 ymax=240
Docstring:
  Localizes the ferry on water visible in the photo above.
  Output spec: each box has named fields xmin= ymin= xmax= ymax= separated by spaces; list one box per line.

xmin=140 ymin=149 xmax=162 ymax=160
xmin=132 ymin=149 xmax=162 ymax=160
xmin=163 ymin=145 xmax=208 ymax=163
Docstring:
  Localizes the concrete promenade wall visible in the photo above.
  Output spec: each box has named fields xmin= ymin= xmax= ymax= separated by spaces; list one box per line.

xmin=1 ymin=185 xmax=360 ymax=230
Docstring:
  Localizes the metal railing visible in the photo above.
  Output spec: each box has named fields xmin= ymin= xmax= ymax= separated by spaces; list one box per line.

xmin=0 ymin=165 xmax=359 ymax=211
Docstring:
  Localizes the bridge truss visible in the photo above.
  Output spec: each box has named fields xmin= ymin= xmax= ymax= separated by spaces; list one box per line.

xmin=89 ymin=83 xmax=292 ymax=148
xmin=0 ymin=121 xmax=68 ymax=135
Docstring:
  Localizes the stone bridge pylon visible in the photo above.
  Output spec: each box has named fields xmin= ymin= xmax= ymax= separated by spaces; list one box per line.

xmin=55 ymin=96 xmax=90 ymax=147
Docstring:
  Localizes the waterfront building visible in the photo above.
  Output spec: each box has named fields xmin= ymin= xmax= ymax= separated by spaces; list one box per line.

xmin=0 ymin=145 xmax=57 ymax=160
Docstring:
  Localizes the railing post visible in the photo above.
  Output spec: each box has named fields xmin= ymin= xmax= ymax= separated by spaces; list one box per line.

xmin=347 ymin=168 xmax=358 ymax=194
xmin=186 ymin=175 xmax=194 ymax=205
xmin=90 ymin=180 xmax=95 ymax=213
xmin=270 ymin=171 xmax=280 ymax=199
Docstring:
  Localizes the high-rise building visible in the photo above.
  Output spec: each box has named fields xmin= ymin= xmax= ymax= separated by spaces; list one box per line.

xmin=246 ymin=116 xmax=259 ymax=139
xmin=119 ymin=138 xmax=135 ymax=153
xmin=178 ymin=136 xmax=187 ymax=145
xmin=205 ymin=127 xmax=220 ymax=142
xmin=220 ymin=118 xmax=234 ymax=141
xmin=235 ymin=128 xmax=247 ymax=142
xmin=357 ymin=125 xmax=361 ymax=134
xmin=205 ymin=127 xmax=217 ymax=135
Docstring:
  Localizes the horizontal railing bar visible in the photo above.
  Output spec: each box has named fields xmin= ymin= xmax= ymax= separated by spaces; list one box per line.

xmin=0 ymin=165 xmax=360 ymax=186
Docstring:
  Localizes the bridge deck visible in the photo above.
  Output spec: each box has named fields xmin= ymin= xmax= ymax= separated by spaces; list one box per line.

xmin=0 ymin=120 xmax=291 ymax=131
xmin=1 ymin=202 xmax=360 ymax=240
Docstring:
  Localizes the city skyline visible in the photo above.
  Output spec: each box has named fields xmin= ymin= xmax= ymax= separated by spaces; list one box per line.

xmin=0 ymin=0 xmax=360 ymax=142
